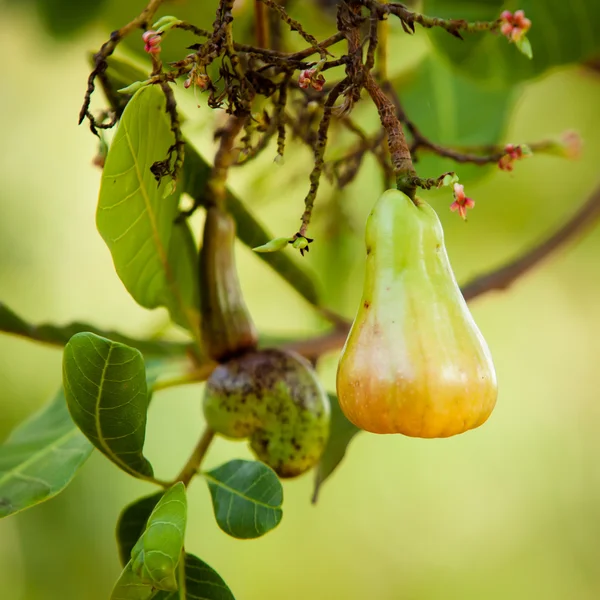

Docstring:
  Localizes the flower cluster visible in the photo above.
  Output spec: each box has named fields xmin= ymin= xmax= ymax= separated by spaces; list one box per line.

xmin=142 ymin=30 xmax=162 ymax=54
xmin=500 ymin=10 xmax=531 ymax=42
xmin=498 ymin=143 xmax=530 ymax=171
xmin=450 ymin=183 xmax=475 ymax=220
xmin=298 ymin=68 xmax=326 ymax=92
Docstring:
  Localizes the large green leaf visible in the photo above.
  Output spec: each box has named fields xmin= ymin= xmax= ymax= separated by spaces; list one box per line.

xmin=0 ymin=302 xmax=190 ymax=357
xmin=424 ymin=0 xmax=600 ymax=87
xmin=62 ymin=332 xmax=153 ymax=478
xmin=112 ymin=554 xmax=235 ymax=600
xmin=153 ymin=554 xmax=236 ymax=600
xmin=165 ymin=222 xmax=200 ymax=333
xmin=101 ymin=55 xmax=320 ymax=309
xmin=312 ymin=394 xmax=360 ymax=504
xmin=116 ymin=492 xmax=164 ymax=567
xmin=0 ymin=390 xmax=92 ymax=519
xmin=130 ymin=483 xmax=187 ymax=591
xmin=97 ymin=84 xmax=199 ymax=336
xmin=110 ymin=561 xmax=155 ymax=600
xmin=203 ymin=459 xmax=283 ymax=539
xmin=400 ymin=55 xmax=517 ymax=182
xmin=32 ymin=0 xmax=108 ymax=37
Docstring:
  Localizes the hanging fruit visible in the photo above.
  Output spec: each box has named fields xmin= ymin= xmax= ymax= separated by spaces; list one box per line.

xmin=337 ymin=189 xmax=498 ymax=438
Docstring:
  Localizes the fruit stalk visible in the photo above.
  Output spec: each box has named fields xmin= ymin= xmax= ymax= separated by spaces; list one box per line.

xmin=199 ymin=206 xmax=258 ymax=361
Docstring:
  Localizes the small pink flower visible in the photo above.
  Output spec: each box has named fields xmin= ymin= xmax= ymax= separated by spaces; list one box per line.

xmin=450 ymin=183 xmax=475 ymax=220
xmin=298 ymin=69 xmax=312 ymax=89
xmin=499 ymin=9 xmax=531 ymax=42
xmin=298 ymin=68 xmax=325 ymax=91
xmin=142 ymin=30 xmax=162 ymax=54
xmin=498 ymin=143 xmax=527 ymax=171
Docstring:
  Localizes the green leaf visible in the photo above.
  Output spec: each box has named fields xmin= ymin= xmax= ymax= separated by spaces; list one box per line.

xmin=33 ymin=0 xmax=108 ymax=37
xmin=101 ymin=55 xmax=320 ymax=309
xmin=165 ymin=222 xmax=200 ymax=332
xmin=0 ymin=302 xmax=190 ymax=357
xmin=130 ymin=482 xmax=187 ymax=591
xmin=62 ymin=332 xmax=153 ymax=478
xmin=116 ymin=492 xmax=163 ymax=566
xmin=0 ymin=390 xmax=93 ymax=519
xmin=97 ymin=84 xmax=199 ymax=336
xmin=515 ymin=35 xmax=533 ymax=60
xmin=424 ymin=0 xmax=600 ymax=86
xmin=252 ymin=237 xmax=291 ymax=253
xmin=110 ymin=561 xmax=155 ymax=600
xmin=203 ymin=459 xmax=283 ymax=539
xmin=153 ymin=554 xmax=236 ymax=600
xmin=400 ymin=55 xmax=517 ymax=182
xmin=312 ymin=394 xmax=360 ymax=504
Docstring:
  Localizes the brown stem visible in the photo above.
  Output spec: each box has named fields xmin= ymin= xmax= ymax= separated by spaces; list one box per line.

xmin=254 ymin=0 xmax=270 ymax=48
xmin=285 ymin=183 xmax=600 ymax=360
xmin=364 ymin=72 xmax=415 ymax=196
xmin=298 ymin=79 xmax=349 ymax=237
xmin=175 ymin=427 xmax=216 ymax=486
xmin=209 ymin=115 xmax=248 ymax=207
xmin=343 ymin=1 xmax=415 ymax=197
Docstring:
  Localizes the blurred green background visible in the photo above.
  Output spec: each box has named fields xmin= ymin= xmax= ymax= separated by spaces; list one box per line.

xmin=1 ymin=0 xmax=600 ymax=599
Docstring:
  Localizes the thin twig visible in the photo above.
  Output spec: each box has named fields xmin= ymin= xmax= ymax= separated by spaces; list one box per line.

xmin=257 ymin=0 xmax=332 ymax=59
xmin=175 ymin=427 xmax=216 ymax=486
xmin=298 ymin=78 xmax=349 ymax=237
xmin=79 ymin=0 xmax=167 ymax=129
xmin=361 ymin=0 xmax=501 ymax=39
xmin=152 ymin=364 xmax=216 ymax=392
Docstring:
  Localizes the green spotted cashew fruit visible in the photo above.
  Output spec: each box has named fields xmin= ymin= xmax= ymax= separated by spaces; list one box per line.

xmin=203 ymin=349 xmax=330 ymax=477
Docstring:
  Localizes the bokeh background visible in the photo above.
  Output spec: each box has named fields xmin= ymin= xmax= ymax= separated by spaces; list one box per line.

xmin=1 ymin=0 xmax=600 ymax=599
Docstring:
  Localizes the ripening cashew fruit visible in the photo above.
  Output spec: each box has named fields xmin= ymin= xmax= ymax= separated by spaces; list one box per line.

xmin=203 ymin=349 xmax=330 ymax=477
xmin=336 ymin=189 xmax=498 ymax=438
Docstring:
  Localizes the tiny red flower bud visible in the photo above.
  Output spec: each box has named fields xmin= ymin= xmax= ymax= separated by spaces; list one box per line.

xmin=142 ymin=30 xmax=158 ymax=42
xmin=500 ymin=10 xmax=513 ymax=21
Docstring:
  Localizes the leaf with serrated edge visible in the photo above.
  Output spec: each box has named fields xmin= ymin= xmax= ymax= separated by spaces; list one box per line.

xmin=0 ymin=390 xmax=92 ymax=519
xmin=116 ymin=492 xmax=163 ymax=566
xmin=203 ymin=459 xmax=283 ymax=539
xmin=153 ymin=553 xmax=236 ymax=600
xmin=97 ymin=84 xmax=199 ymax=336
xmin=62 ymin=332 xmax=153 ymax=478
xmin=130 ymin=482 xmax=187 ymax=591
xmin=312 ymin=393 xmax=360 ymax=503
